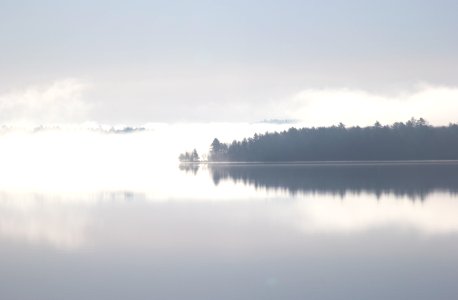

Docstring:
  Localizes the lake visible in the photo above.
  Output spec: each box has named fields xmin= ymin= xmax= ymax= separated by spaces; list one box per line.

xmin=1 ymin=162 xmax=458 ymax=300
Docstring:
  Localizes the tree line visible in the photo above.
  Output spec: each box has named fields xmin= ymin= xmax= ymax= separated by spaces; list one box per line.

xmin=203 ymin=118 xmax=458 ymax=162
xmin=179 ymin=149 xmax=200 ymax=162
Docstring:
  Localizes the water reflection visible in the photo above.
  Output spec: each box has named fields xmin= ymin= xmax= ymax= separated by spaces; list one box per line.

xmin=178 ymin=163 xmax=200 ymax=175
xmin=4 ymin=162 xmax=458 ymax=251
xmin=1 ymin=163 xmax=458 ymax=299
xmin=206 ymin=162 xmax=458 ymax=199
xmin=288 ymin=193 xmax=458 ymax=235
xmin=0 ymin=191 xmax=147 ymax=250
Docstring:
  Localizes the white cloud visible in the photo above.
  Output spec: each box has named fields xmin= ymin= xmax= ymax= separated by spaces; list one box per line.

xmin=286 ymin=85 xmax=458 ymax=126
xmin=0 ymin=79 xmax=90 ymax=126
xmin=2 ymin=78 xmax=458 ymax=126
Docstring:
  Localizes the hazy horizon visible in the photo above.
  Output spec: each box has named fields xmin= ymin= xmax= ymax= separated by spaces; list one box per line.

xmin=2 ymin=2 xmax=458 ymax=299
xmin=1 ymin=0 xmax=458 ymax=125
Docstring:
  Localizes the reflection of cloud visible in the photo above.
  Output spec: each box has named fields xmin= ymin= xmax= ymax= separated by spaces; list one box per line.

xmin=1 ymin=189 xmax=458 ymax=252
xmin=0 ymin=193 xmax=92 ymax=250
xmin=290 ymin=193 xmax=458 ymax=235
xmin=0 ymin=191 xmax=152 ymax=250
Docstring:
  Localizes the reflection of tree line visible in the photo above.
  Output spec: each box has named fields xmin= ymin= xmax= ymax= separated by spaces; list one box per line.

xmin=206 ymin=162 xmax=458 ymax=200
xmin=179 ymin=163 xmax=200 ymax=175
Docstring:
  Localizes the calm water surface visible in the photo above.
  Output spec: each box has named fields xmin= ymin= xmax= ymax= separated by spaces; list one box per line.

xmin=1 ymin=162 xmax=458 ymax=299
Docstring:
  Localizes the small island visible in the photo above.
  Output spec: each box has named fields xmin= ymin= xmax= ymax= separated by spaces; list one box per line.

xmin=178 ymin=149 xmax=200 ymax=162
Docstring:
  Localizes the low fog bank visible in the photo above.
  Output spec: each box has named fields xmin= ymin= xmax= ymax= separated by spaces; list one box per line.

xmin=0 ymin=122 xmax=296 ymax=192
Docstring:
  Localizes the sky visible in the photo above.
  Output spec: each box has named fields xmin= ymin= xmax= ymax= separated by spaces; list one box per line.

xmin=1 ymin=0 xmax=458 ymax=125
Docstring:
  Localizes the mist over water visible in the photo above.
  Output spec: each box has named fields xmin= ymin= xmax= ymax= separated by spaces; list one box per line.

xmin=1 ymin=126 xmax=458 ymax=299
xmin=0 ymin=122 xmax=295 ymax=192
xmin=3 ymin=0 xmax=458 ymax=298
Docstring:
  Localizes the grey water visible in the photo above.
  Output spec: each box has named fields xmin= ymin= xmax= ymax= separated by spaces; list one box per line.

xmin=2 ymin=162 xmax=458 ymax=300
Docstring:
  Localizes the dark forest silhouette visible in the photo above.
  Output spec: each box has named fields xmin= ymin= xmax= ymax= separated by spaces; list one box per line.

xmin=206 ymin=118 xmax=458 ymax=162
